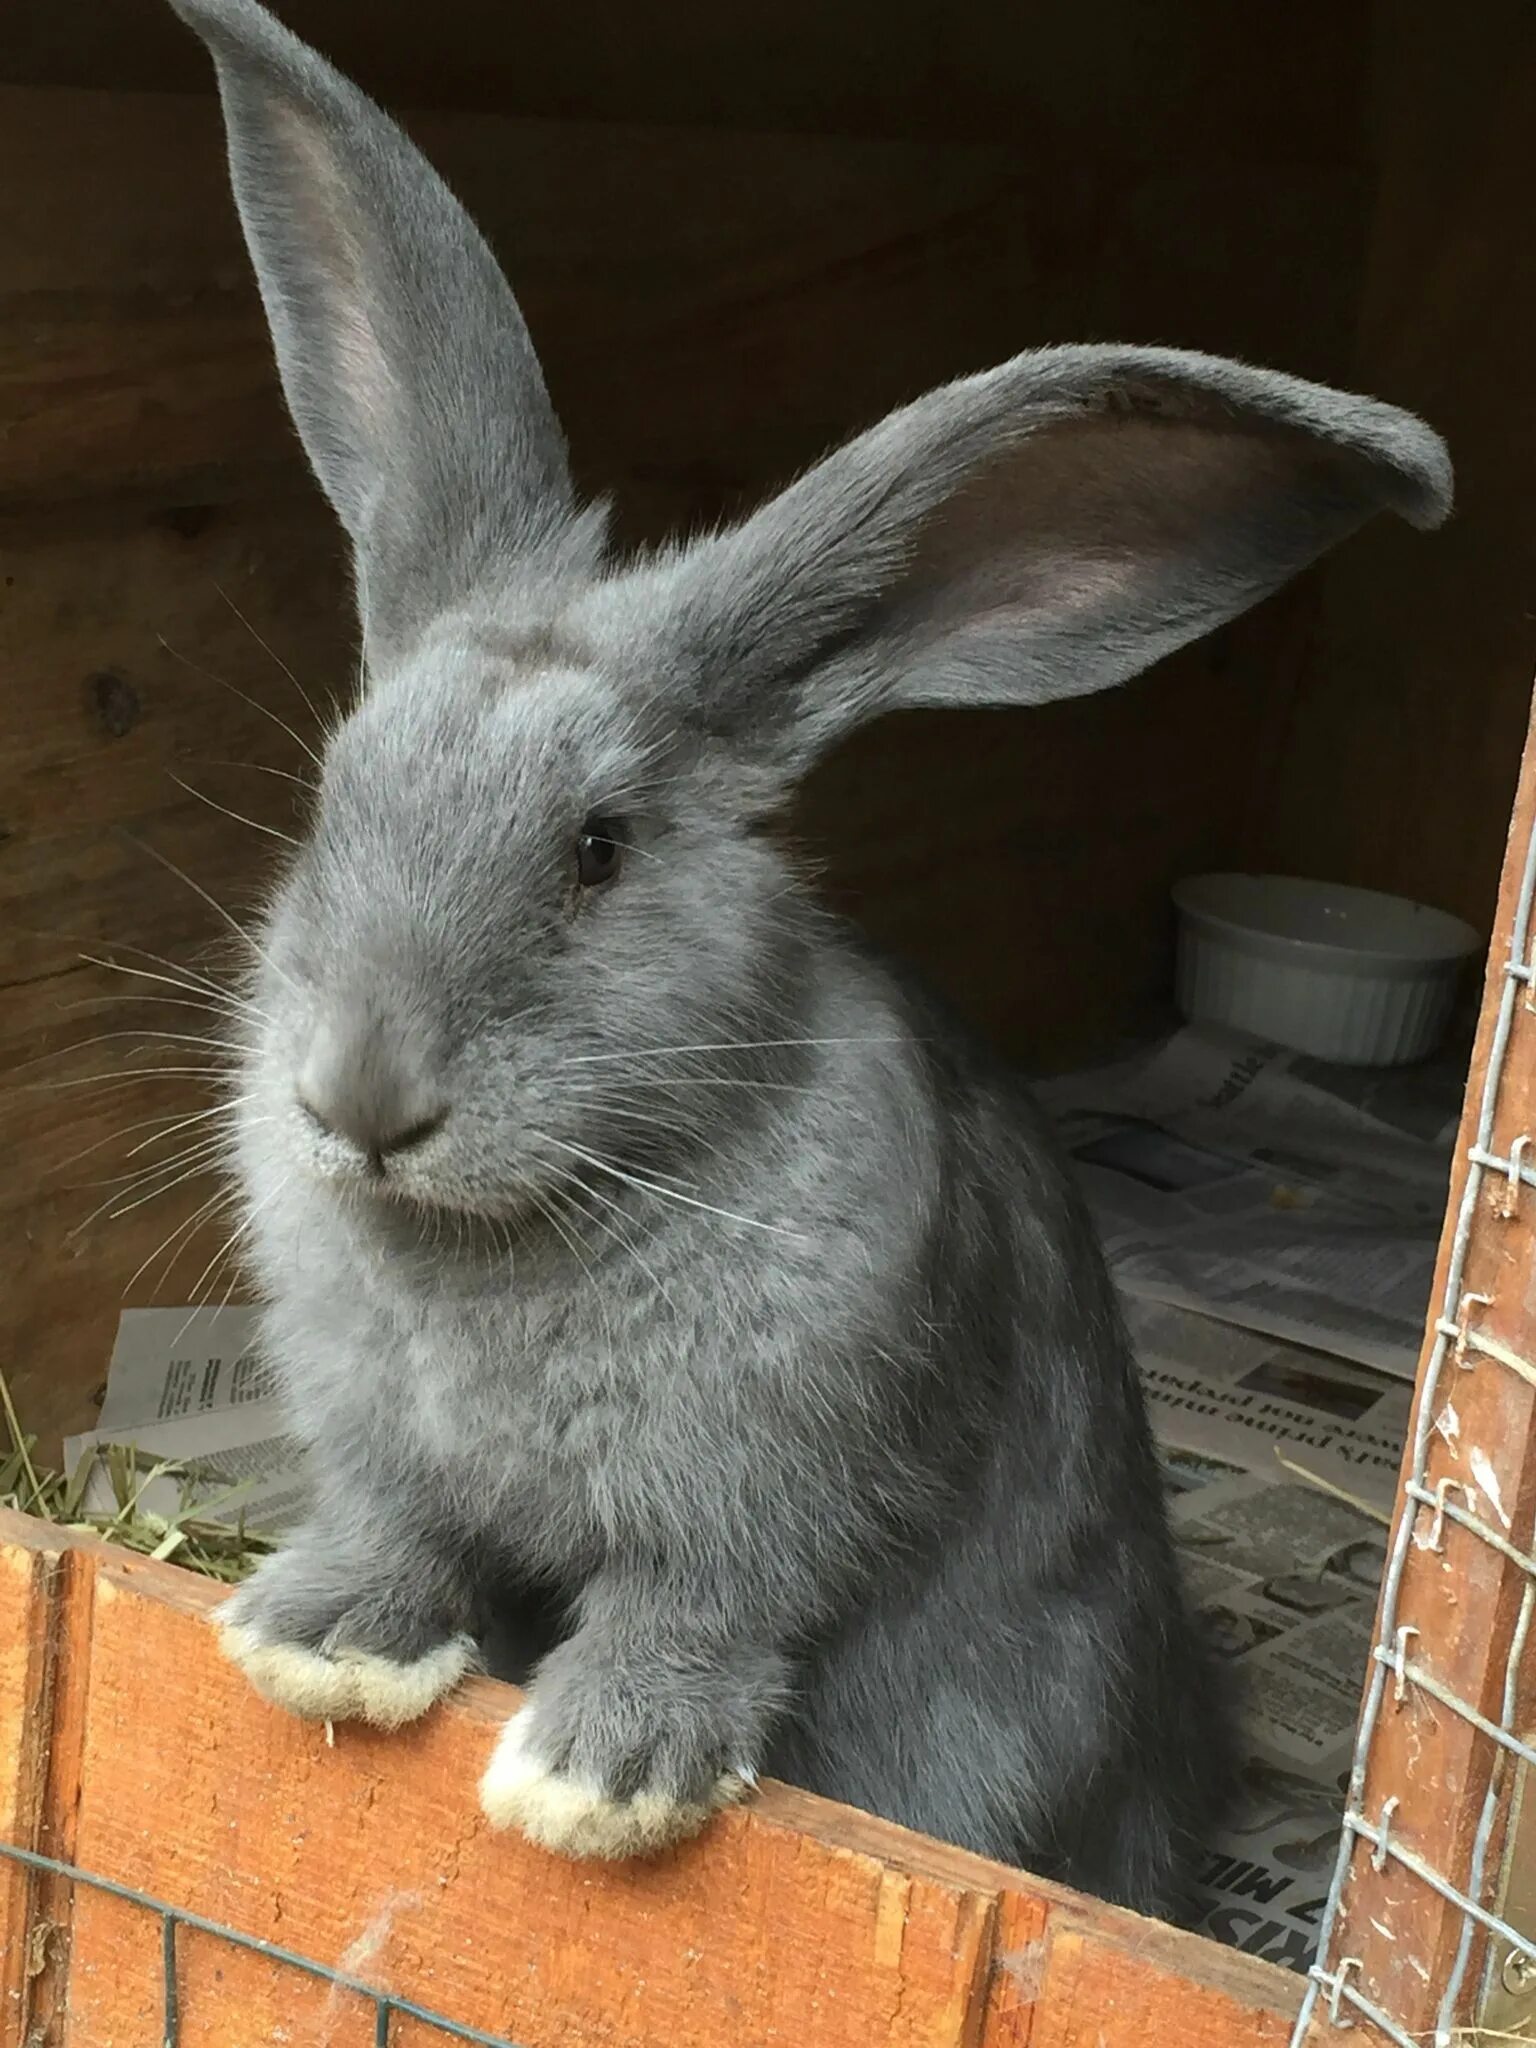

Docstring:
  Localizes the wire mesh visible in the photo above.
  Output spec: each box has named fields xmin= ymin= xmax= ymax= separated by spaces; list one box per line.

xmin=0 ymin=1838 xmax=527 ymax=2048
xmin=1293 ymin=785 xmax=1536 ymax=2047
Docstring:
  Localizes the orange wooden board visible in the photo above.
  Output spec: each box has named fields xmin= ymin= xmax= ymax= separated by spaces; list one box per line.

xmin=0 ymin=1518 xmax=63 ymax=2039
xmin=0 ymin=1513 xmax=1299 ymax=2047
xmin=1028 ymin=1924 xmax=1296 ymax=2048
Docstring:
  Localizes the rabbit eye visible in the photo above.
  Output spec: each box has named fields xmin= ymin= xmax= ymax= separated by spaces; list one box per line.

xmin=576 ymin=816 xmax=623 ymax=889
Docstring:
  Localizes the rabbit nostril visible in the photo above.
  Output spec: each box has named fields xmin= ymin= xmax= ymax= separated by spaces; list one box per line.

xmin=297 ymin=1094 xmax=335 ymax=1137
xmin=296 ymin=1077 xmax=447 ymax=1161
xmin=377 ymin=1108 xmax=448 ymax=1157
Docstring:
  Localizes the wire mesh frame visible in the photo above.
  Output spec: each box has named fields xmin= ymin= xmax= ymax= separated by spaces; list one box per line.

xmin=0 ymin=1838 xmax=527 ymax=2048
xmin=1292 ymin=789 xmax=1536 ymax=2048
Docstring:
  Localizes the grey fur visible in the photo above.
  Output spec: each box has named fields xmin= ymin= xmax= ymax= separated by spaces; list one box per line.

xmin=172 ymin=0 xmax=1451 ymax=1912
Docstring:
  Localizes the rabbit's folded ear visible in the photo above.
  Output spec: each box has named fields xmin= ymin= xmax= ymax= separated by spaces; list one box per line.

xmin=168 ymin=0 xmax=596 ymax=664
xmin=605 ymin=346 xmax=1451 ymax=783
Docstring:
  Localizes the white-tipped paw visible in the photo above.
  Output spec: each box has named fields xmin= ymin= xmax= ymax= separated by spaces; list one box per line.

xmin=478 ymin=1702 xmax=751 ymax=1859
xmin=218 ymin=1615 xmax=477 ymax=1730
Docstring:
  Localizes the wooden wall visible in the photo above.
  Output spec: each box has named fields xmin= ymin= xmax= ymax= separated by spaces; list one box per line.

xmin=3 ymin=1 xmax=1366 ymax=148
xmin=1250 ymin=2 xmax=1536 ymax=934
xmin=0 ymin=0 xmax=1477 ymax=1459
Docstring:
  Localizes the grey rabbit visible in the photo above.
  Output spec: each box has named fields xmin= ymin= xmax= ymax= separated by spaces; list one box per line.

xmin=169 ymin=0 xmax=1451 ymax=1916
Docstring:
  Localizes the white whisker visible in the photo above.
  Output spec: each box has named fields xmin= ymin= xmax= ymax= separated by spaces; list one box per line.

xmin=69 ymin=1139 xmax=227 ymax=1237
xmin=562 ymin=1036 xmax=907 ymax=1066
xmin=519 ymin=1175 xmax=619 ymax=1379
xmin=73 ymin=1131 xmax=235 ymax=1192
xmin=539 ymin=1135 xmax=805 ymax=1242
xmin=59 ymin=1028 xmax=244 ymax=1059
xmin=195 ymin=757 xmax=317 ymax=794
xmin=125 ymin=835 xmax=300 ymax=996
xmin=123 ymin=1188 xmax=231 ymax=1299
xmin=169 ymin=771 xmax=300 ymax=847
xmin=158 ymin=634 xmax=324 ymax=770
xmin=215 ymin=583 xmax=325 ymax=728
xmin=567 ymin=1074 xmax=813 ymax=1096
xmin=80 ymin=947 xmax=241 ymax=999
xmin=541 ymin=1159 xmax=678 ymax=1312
xmin=49 ymin=1102 xmax=242 ymax=1176
xmin=20 ymin=1066 xmax=230 ymax=1096
xmin=77 ymin=950 xmax=270 ymax=1025
xmin=178 ymin=1173 xmax=288 ymax=1336
xmin=102 ymin=1148 xmax=232 ymax=1219
xmin=124 ymin=1097 xmax=253 ymax=1160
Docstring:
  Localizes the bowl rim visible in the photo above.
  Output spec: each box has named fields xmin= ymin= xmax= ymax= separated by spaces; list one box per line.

xmin=1173 ymin=871 xmax=1482 ymax=969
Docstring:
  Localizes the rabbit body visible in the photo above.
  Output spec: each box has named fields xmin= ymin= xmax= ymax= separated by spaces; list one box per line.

xmin=170 ymin=0 xmax=1450 ymax=1917
xmin=237 ymin=918 xmax=1217 ymax=1911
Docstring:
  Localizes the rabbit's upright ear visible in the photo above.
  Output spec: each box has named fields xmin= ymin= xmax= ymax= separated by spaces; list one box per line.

xmin=607 ymin=346 xmax=1451 ymax=783
xmin=168 ymin=0 xmax=594 ymax=664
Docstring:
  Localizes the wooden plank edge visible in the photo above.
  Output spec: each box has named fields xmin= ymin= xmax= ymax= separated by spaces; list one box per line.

xmin=0 ymin=1519 xmax=63 ymax=2034
xmin=0 ymin=1512 xmax=106 ymax=2042
xmin=0 ymin=1508 xmax=1300 ymax=2043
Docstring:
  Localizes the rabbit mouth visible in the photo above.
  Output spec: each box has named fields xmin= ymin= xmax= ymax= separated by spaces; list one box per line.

xmin=308 ymin=1145 xmax=560 ymax=1233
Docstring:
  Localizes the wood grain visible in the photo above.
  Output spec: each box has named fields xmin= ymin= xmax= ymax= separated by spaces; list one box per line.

xmin=0 ymin=1519 xmax=64 ymax=2040
xmin=1026 ymin=1921 xmax=1297 ymax=2048
xmin=0 ymin=1520 xmax=112 ymax=2047
xmin=5 ymin=0 xmax=1368 ymax=156
xmin=66 ymin=1561 xmax=1004 ymax=2048
xmin=0 ymin=497 xmax=351 ymax=1460
xmin=0 ymin=1511 xmax=1299 ymax=2048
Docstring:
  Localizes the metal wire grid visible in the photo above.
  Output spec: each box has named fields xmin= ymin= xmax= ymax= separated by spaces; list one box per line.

xmin=1292 ymin=793 xmax=1536 ymax=2048
xmin=0 ymin=1838 xmax=526 ymax=2048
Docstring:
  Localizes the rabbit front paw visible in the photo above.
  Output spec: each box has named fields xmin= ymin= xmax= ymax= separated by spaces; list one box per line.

xmin=217 ymin=1549 xmax=476 ymax=1729
xmin=220 ymin=1619 xmax=476 ymax=1729
xmin=478 ymin=1699 xmax=754 ymax=1859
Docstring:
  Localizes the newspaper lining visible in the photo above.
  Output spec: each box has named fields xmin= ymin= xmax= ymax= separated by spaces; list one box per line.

xmin=1133 ymin=1300 xmax=1398 ymax=1969
xmin=1037 ymin=1023 xmax=1461 ymax=1377
xmin=68 ymin=1308 xmax=307 ymax=1529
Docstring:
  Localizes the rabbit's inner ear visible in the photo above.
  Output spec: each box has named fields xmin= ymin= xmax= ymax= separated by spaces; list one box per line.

xmin=592 ymin=346 xmax=1448 ymax=787
xmin=878 ymin=416 xmax=1352 ymax=697
xmin=268 ymin=104 xmax=398 ymax=448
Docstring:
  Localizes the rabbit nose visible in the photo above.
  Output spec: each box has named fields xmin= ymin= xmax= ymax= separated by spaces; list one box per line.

xmin=298 ymin=1021 xmax=448 ymax=1163
xmin=300 ymin=1096 xmax=448 ymax=1160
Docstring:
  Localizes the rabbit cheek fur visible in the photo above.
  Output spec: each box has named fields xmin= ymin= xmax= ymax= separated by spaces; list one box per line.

xmin=172 ymin=0 xmax=1451 ymax=1912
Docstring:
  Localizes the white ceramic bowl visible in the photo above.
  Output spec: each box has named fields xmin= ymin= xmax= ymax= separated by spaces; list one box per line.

xmin=1172 ymin=873 xmax=1481 ymax=1066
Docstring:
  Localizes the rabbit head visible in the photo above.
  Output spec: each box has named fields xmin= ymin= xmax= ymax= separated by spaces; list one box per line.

xmin=170 ymin=0 xmax=1452 ymax=1220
